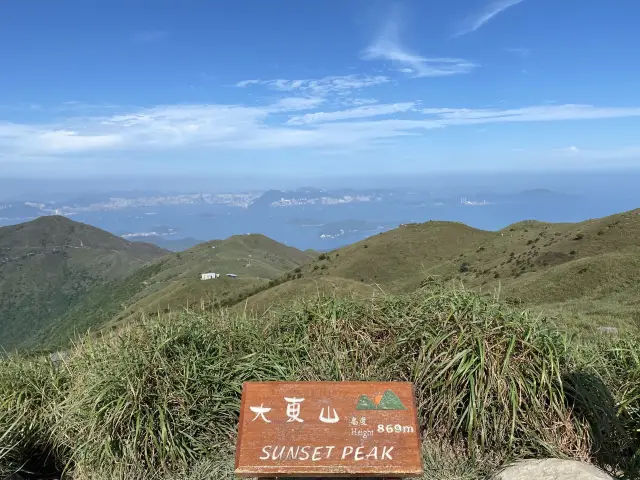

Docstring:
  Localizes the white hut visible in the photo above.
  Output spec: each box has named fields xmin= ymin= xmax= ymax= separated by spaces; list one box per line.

xmin=201 ymin=272 xmax=220 ymax=280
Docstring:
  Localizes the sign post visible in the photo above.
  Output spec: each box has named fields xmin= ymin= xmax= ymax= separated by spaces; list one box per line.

xmin=235 ymin=381 xmax=423 ymax=478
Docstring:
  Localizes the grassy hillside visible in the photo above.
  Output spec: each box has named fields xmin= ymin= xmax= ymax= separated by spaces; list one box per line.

xmin=108 ymin=234 xmax=313 ymax=318
xmin=34 ymin=234 xmax=314 ymax=349
xmin=231 ymin=275 xmax=382 ymax=316
xmin=5 ymin=208 xmax=640 ymax=350
xmin=242 ymin=209 xmax=640 ymax=335
xmin=0 ymin=216 xmax=167 ymax=351
xmin=294 ymin=221 xmax=495 ymax=293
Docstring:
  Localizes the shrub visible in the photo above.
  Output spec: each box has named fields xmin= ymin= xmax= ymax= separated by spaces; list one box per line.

xmin=317 ymin=253 xmax=328 ymax=261
xmin=574 ymin=234 xmax=585 ymax=240
xmin=459 ymin=262 xmax=470 ymax=273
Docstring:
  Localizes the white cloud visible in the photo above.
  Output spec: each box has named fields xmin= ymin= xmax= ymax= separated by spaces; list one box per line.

xmin=235 ymin=74 xmax=390 ymax=96
xmin=268 ymin=97 xmax=325 ymax=112
xmin=454 ymin=0 xmax=526 ymax=37
xmin=236 ymin=80 xmax=261 ymax=88
xmin=364 ymin=11 xmax=477 ymax=77
xmin=346 ymin=98 xmax=379 ymax=107
xmin=287 ymin=102 xmax=417 ymax=125
xmin=37 ymin=130 xmax=122 ymax=152
xmin=420 ymin=104 xmax=640 ymax=125
xmin=3 ymin=102 xmax=640 ymax=161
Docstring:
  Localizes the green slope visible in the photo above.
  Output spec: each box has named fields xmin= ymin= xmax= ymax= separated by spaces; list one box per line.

xmin=0 ymin=216 xmax=168 ymax=351
xmin=291 ymin=221 xmax=496 ymax=293
xmin=230 ymin=276 xmax=381 ymax=317
xmin=237 ymin=209 xmax=640 ymax=335
xmin=37 ymin=233 xmax=315 ymax=348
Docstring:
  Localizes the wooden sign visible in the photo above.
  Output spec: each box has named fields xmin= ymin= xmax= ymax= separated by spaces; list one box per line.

xmin=235 ymin=381 xmax=423 ymax=478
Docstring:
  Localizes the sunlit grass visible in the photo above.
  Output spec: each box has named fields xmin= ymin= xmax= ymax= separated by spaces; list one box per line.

xmin=1 ymin=283 xmax=639 ymax=478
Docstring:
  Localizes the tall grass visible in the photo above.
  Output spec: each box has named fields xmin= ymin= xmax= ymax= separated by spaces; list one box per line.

xmin=0 ymin=355 xmax=67 ymax=478
xmin=566 ymin=337 xmax=640 ymax=476
xmin=1 ymin=283 xmax=639 ymax=478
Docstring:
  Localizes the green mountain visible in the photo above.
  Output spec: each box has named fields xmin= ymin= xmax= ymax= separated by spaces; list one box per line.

xmin=249 ymin=208 xmax=640 ymax=336
xmin=6 ymin=208 xmax=640 ymax=352
xmin=0 ymin=217 xmax=315 ymax=352
xmin=69 ymin=233 xmax=313 ymax=335
xmin=0 ymin=216 xmax=168 ymax=351
xmin=355 ymin=394 xmax=378 ymax=410
xmin=378 ymin=389 xmax=407 ymax=410
xmin=354 ymin=391 xmax=406 ymax=410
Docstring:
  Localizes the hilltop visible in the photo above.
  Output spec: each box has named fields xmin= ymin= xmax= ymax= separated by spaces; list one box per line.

xmin=7 ymin=223 xmax=313 ymax=349
xmin=104 ymin=233 xmax=313 ymax=322
xmin=242 ymin=209 xmax=640 ymax=336
xmin=5 ymin=208 xmax=640 ymax=351
xmin=0 ymin=216 xmax=167 ymax=351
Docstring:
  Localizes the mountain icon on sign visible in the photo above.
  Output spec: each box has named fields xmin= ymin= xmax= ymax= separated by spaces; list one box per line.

xmin=355 ymin=389 xmax=407 ymax=410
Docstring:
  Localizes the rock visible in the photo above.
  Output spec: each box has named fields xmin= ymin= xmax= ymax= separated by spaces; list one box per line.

xmin=493 ymin=459 xmax=614 ymax=480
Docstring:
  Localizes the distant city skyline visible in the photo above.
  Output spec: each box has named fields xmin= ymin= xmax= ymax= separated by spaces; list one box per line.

xmin=1 ymin=0 xmax=640 ymax=176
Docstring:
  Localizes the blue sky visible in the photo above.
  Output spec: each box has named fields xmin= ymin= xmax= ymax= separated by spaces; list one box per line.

xmin=1 ymin=0 xmax=640 ymax=177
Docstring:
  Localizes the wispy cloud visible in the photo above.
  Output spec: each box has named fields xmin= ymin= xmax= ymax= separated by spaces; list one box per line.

xmin=420 ymin=104 xmax=640 ymax=125
xmin=453 ymin=0 xmax=526 ymax=37
xmin=268 ymin=97 xmax=325 ymax=112
xmin=236 ymin=80 xmax=261 ymax=88
xmin=235 ymin=74 xmax=390 ymax=96
xmin=287 ymin=102 xmax=417 ymax=125
xmin=363 ymin=9 xmax=477 ymax=77
xmin=3 ymin=103 xmax=640 ymax=161
xmin=132 ymin=30 xmax=169 ymax=44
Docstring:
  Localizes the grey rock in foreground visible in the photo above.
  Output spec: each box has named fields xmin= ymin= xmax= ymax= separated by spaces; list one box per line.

xmin=494 ymin=459 xmax=614 ymax=480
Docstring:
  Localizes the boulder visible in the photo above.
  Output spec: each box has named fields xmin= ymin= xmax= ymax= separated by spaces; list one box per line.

xmin=494 ymin=459 xmax=613 ymax=480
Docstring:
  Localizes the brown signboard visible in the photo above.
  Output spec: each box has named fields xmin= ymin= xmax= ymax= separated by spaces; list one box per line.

xmin=235 ymin=381 xmax=423 ymax=478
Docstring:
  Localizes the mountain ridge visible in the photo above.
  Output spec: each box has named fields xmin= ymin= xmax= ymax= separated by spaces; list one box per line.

xmin=4 ymin=208 xmax=640 ymax=352
xmin=0 ymin=216 xmax=168 ymax=351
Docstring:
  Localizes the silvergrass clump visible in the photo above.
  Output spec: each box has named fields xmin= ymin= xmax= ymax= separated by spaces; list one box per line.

xmin=288 ymin=284 xmax=589 ymax=459
xmin=54 ymin=312 xmax=301 ymax=475
xmin=0 ymin=355 xmax=68 ymax=478
xmin=567 ymin=337 xmax=640 ymax=476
